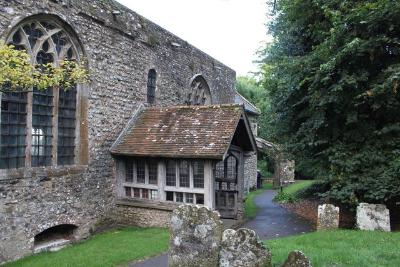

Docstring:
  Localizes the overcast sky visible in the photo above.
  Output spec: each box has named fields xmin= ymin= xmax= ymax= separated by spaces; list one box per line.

xmin=116 ymin=0 xmax=271 ymax=76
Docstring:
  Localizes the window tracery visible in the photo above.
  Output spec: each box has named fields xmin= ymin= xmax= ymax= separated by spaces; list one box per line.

xmin=185 ymin=75 xmax=211 ymax=105
xmin=0 ymin=18 xmax=81 ymax=169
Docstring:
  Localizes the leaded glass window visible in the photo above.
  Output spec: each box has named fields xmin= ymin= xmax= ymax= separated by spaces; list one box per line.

xmin=136 ymin=160 xmax=146 ymax=183
xmin=176 ymin=192 xmax=184 ymax=202
xmin=57 ymin=86 xmax=77 ymax=165
xmin=125 ymin=160 xmax=134 ymax=182
xmin=1 ymin=18 xmax=81 ymax=169
xmin=185 ymin=193 xmax=194 ymax=203
xmin=214 ymin=161 xmax=224 ymax=180
xmin=148 ymin=159 xmax=158 ymax=185
xmin=166 ymin=160 xmax=176 ymax=186
xmin=0 ymin=92 xmax=27 ymax=169
xmin=147 ymin=69 xmax=156 ymax=104
xmin=193 ymin=161 xmax=204 ymax=188
xmin=179 ymin=160 xmax=190 ymax=188
xmin=31 ymin=87 xmax=53 ymax=167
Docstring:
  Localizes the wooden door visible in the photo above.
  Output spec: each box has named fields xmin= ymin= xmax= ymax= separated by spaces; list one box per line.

xmin=214 ymin=151 xmax=240 ymax=218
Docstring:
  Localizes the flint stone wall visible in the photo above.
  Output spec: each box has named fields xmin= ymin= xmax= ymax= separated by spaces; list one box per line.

xmin=168 ymin=205 xmax=223 ymax=267
xmin=219 ymin=228 xmax=271 ymax=267
xmin=356 ymin=203 xmax=390 ymax=232
xmin=113 ymin=202 xmax=172 ymax=228
xmin=0 ymin=0 xmax=237 ymax=263
xmin=244 ymin=152 xmax=257 ymax=192
xmin=317 ymin=204 xmax=339 ymax=230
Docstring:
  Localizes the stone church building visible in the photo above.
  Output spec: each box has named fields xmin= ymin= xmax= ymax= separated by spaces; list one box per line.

xmin=0 ymin=0 xmax=258 ymax=263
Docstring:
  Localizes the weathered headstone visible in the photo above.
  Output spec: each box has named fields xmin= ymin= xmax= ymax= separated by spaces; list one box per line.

xmin=219 ymin=228 xmax=271 ymax=267
xmin=317 ymin=204 xmax=339 ymax=230
xmin=281 ymin=250 xmax=312 ymax=267
xmin=356 ymin=203 xmax=390 ymax=232
xmin=168 ymin=205 xmax=223 ymax=267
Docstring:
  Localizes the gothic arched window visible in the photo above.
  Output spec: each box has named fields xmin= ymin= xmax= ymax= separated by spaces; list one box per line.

xmin=225 ymin=155 xmax=238 ymax=181
xmin=186 ymin=75 xmax=211 ymax=105
xmin=214 ymin=154 xmax=238 ymax=182
xmin=147 ymin=69 xmax=156 ymax=104
xmin=0 ymin=18 xmax=82 ymax=169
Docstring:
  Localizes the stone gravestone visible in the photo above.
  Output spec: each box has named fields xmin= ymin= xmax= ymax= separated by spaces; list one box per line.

xmin=281 ymin=250 xmax=312 ymax=267
xmin=168 ymin=205 xmax=223 ymax=267
xmin=317 ymin=204 xmax=339 ymax=230
xmin=356 ymin=203 xmax=390 ymax=232
xmin=219 ymin=228 xmax=271 ymax=267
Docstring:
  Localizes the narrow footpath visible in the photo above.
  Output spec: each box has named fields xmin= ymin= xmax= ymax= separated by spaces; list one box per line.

xmin=241 ymin=189 xmax=314 ymax=240
xmin=131 ymin=189 xmax=314 ymax=267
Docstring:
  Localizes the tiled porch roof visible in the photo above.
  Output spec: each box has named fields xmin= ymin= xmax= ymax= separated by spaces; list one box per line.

xmin=111 ymin=104 xmax=244 ymax=159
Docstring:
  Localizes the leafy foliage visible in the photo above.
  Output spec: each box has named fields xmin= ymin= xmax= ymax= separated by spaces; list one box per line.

xmin=260 ymin=0 xmax=400 ymax=206
xmin=0 ymin=42 xmax=88 ymax=91
xmin=236 ymin=76 xmax=274 ymax=140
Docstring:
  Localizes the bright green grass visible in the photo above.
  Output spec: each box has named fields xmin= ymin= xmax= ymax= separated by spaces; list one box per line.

xmin=244 ymin=182 xmax=273 ymax=219
xmin=4 ymin=227 xmax=169 ymax=267
xmin=266 ymin=230 xmax=400 ymax=267
xmin=282 ymin=180 xmax=315 ymax=195
xmin=274 ymin=180 xmax=316 ymax=203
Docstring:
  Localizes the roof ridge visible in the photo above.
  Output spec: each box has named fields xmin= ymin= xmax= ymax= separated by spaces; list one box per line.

xmin=235 ymin=92 xmax=261 ymax=114
xmin=146 ymin=104 xmax=242 ymax=110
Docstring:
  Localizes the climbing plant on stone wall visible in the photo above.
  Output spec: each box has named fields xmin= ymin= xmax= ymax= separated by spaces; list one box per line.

xmin=0 ymin=42 xmax=88 ymax=91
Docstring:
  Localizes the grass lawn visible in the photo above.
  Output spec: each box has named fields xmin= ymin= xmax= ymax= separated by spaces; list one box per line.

xmin=273 ymin=180 xmax=315 ymax=203
xmin=5 ymin=227 xmax=169 ymax=267
xmin=282 ymin=180 xmax=315 ymax=195
xmin=266 ymin=230 xmax=400 ymax=267
xmin=244 ymin=182 xmax=273 ymax=219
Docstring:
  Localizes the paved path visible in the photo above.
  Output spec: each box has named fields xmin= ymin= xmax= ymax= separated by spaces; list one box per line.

xmin=241 ymin=190 xmax=314 ymax=240
xmin=131 ymin=190 xmax=314 ymax=267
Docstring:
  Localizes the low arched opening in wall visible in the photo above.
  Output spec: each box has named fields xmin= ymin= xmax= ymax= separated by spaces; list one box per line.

xmin=33 ymin=224 xmax=78 ymax=253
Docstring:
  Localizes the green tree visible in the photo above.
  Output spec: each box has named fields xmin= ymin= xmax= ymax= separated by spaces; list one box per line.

xmin=260 ymin=0 xmax=400 ymax=206
xmin=236 ymin=76 xmax=273 ymax=140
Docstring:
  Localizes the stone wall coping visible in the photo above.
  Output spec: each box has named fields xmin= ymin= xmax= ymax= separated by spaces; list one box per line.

xmin=116 ymin=198 xmax=181 ymax=211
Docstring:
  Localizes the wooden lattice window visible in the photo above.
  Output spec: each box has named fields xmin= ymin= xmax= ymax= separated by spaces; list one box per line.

xmin=226 ymin=155 xmax=238 ymax=180
xmin=214 ymin=161 xmax=224 ymax=180
xmin=214 ymin=154 xmax=238 ymax=181
xmin=147 ymin=69 xmax=156 ymax=104
xmin=1 ymin=18 xmax=82 ymax=168
xmin=186 ymin=75 xmax=212 ymax=106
